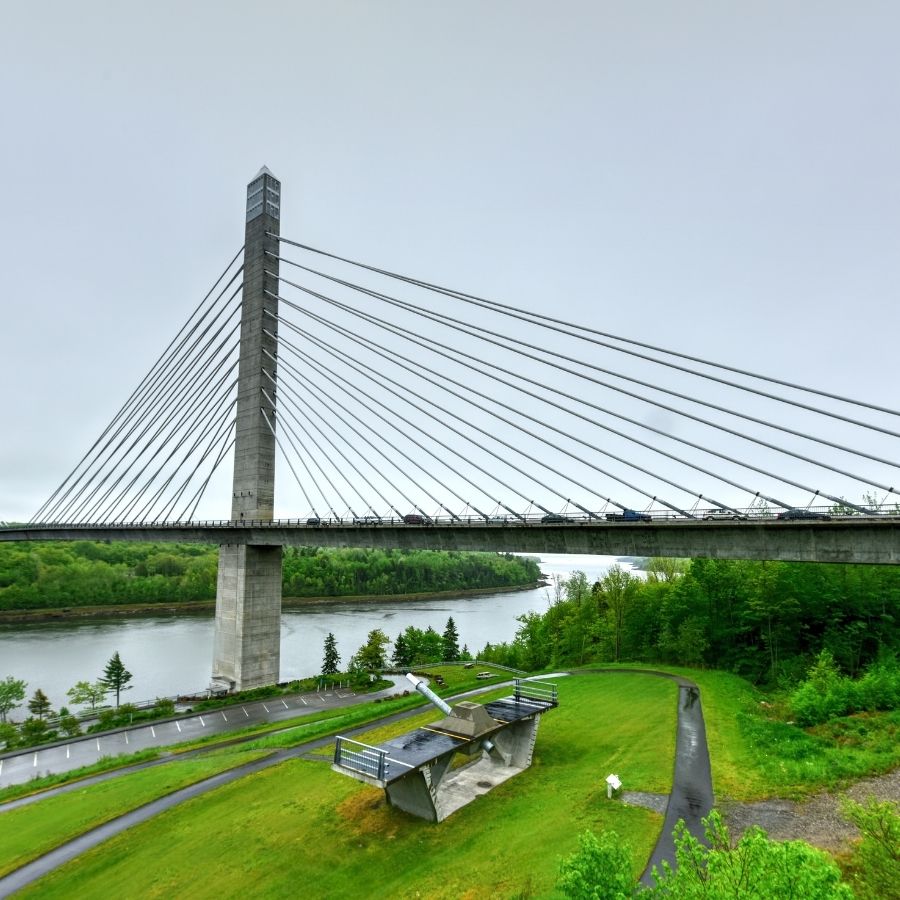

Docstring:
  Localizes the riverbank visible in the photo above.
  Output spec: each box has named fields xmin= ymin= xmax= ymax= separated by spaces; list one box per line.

xmin=0 ymin=581 xmax=545 ymax=624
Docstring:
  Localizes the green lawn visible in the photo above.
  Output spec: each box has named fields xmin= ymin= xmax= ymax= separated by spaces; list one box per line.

xmin=580 ymin=663 xmax=900 ymax=801
xmin=20 ymin=673 xmax=676 ymax=899
xmin=0 ymin=748 xmax=270 ymax=878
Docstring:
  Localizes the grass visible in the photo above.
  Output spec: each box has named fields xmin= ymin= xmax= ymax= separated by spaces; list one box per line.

xmin=0 ymin=747 xmax=270 ymax=878
xmin=18 ymin=673 xmax=677 ymax=899
xmin=578 ymin=663 xmax=900 ymax=801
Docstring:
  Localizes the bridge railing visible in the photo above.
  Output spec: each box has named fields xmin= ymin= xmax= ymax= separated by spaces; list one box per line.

xmin=514 ymin=679 xmax=558 ymax=706
xmin=334 ymin=736 xmax=389 ymax=781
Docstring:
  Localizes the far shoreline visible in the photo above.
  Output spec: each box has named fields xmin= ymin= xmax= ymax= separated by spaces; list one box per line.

xmin=0 ymin=580 xmax=546 ymax=625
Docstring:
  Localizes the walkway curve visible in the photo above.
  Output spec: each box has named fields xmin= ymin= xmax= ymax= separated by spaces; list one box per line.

xmin=573 ymin=668 xmax=714 ymax=884
xmin=0 ymin=670 xmax=712 ymax=896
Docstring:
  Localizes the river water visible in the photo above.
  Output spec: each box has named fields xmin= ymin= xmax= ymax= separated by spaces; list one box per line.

xmin=0 ymin=554 xmax=638 ymax=709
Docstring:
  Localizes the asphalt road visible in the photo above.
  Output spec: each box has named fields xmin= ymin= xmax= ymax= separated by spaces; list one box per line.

xmin=0 ymin=680 xmax=402 ymax=790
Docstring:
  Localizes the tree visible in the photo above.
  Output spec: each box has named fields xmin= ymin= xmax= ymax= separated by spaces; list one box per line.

xmin=67 ymin=680 xmax=108 ymax=711
xmin=27 ymin=688 xmax=52 ymax=720
xmin=321 ymin=632 xmax=341 ymax=676
xmin=0 ymin=676 xmax=26 ymax=723
xmin=100 ymin=651 xmax=133 ymax=708
xmin=558 ymin=829 xmax=633 ymax=900
xmin=646 ymin=811 xmax=852 ymax=898
xmin=353 ymin=629 xmax=390 ymax=672
xmin=442 ymin=617 xmax=460 ymax=661
xmin=596 ymin=566 xmax=638 ymax=663
xmin=392 ymin=632 xmax=412 ymax=669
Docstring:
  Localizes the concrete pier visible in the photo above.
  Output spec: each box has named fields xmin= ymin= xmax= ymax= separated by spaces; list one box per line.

xmin=211 ymin=168 xmax=283 ymax=691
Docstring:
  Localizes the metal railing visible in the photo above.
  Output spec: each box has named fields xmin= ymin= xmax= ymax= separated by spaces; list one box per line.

xmin=514 ymin=678 xmax=558 ymax=706
xmin=334 ymin=736 xmax=389 ymax=781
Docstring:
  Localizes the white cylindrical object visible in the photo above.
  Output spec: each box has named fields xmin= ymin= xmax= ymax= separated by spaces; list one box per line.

xmin=405 ymin=672 xmax=453 ymax=715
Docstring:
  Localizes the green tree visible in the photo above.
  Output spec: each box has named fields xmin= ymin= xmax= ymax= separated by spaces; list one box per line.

xmin=100 ymin=651 xmax=133 ymax=708
xmin=321 ymin=633 xmax=341 ymax=676
xmin=442 ymin=617 xmax=460 ymax=661
xmin=27 ymin=688 xmax=52 ymax=720
xmin=596 ymin=565 xmax=639 ymax=663
xmin=353 ymin=629 xmax=390 ymax=672
xmin=558 ymin=829 xmax=634 ymax=899
xmin=840 ymin=797 xmax=900 ymax=899
xmin=0 ymin=675 xmax=26 ymax=723
xmin=392 ymin=632 xmax=412 ymax=669
xmin=647 ymin=811 xmax=852 ymax=898
xmin=66 ymin=679 xmax=108 ymax=711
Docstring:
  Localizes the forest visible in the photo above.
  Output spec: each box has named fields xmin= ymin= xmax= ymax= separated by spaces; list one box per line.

xmin=0 ymin=542 xmax=541 ymax=611
xmin=479 ymin=558 xmax=900 ymax=686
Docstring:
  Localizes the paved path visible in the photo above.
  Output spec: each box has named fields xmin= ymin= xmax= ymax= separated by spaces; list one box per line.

xmin=574 ymin=669 xmax=714 ymax=885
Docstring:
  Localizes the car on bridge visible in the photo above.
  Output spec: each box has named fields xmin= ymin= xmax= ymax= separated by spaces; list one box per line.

xmin=606 ymin=509 xmax=652 ymax=522
xmin=702 ymin=512 xmax=749 ymax=521
xmin=352 ymin=516 xmax=384 ymax=525
xmin=776 ymin=509 xmax=832 ymax=521
xmin=403 ymin=514 xmax=428 ymax=525
xmin=540 ymin=513 xmax=575 ymax=523
xmin=306 ymin=517 xmax=321 ymax=526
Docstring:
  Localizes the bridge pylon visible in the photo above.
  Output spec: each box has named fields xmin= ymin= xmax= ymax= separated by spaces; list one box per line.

xmin=211 ymin=168 xmax=283 ymax=692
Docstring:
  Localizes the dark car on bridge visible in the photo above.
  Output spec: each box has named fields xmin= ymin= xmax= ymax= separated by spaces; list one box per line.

xmin=776 ymin=509 xmax=832 ymax=521
xmin=306 ymin=517 xmax=321 ymax=526
xmin=606 ymin=509 xmax=652 ymax=522
xmin=541 ymin=513 xmax=575 ymax=523
xmin=403 ymin=514 xmax=427 ymax=525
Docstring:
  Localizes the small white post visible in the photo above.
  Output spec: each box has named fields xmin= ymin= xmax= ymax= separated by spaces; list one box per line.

xmin=605 ymin=773 xmax=621 ymax=799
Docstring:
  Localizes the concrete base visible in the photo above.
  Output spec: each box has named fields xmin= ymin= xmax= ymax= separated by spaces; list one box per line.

xmin=211 ymin=543 xmax=282 ymax=690
xmin=385 ymin=716 xmax=541 ymax=822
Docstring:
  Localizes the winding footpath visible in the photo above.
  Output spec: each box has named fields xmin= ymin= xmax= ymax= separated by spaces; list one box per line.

xmin=0 ymin=670 xmax=715 ymax=896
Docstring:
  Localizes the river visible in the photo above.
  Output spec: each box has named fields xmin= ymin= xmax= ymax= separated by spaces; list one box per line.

xmin=0 ymin=554 xmax=639 ymax=709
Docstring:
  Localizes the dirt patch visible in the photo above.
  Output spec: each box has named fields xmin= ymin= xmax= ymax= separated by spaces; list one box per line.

xmin=335 ymin=788 xmax=399 ymax=837
xmin=720 ymin=768 xmax=900 ymax=852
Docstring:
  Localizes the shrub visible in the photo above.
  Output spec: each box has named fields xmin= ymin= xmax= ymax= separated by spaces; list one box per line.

xmin=841 ymin=797 xmax=900 ymax=900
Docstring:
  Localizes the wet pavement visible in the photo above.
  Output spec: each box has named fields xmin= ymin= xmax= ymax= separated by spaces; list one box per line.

xmin=0 ymin=680 xmax=404 ymax=790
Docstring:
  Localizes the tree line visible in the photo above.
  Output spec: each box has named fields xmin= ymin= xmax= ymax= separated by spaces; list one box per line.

xmin=479 ymin=558 xmax=900 ymax=685
xmin=0 ymin=542 xmax=541 ymax=610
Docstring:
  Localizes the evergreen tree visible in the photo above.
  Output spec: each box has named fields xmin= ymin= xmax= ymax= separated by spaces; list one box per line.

xmin=100 ymin=651 xmax=133 ymax=708
xmin=322 ymin=632 xmax=341 ymax=676
xmin=442 ymin=616 xmax=461 ymax=661
xmin=392 ymin=632 xmax=412 ymax=668
xmin=27 ymin=688 xmax=52 ymax=720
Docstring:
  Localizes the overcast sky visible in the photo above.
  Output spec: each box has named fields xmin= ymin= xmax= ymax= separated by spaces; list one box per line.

xmin=2 ymin=2 xmax=899 ymax=522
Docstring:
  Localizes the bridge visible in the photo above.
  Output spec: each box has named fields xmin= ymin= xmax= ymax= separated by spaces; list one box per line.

xmin=5 ymin=168 xmax=900 ymax=689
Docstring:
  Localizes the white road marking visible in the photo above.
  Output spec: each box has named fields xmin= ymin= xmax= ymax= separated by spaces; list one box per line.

xmin=300 ymin=697 xmax=308 ymax=706
xmin=66 ymin=745 xmax=70 ymax=759
xmin=176 ymin=721 xmax=182 ymax=733
xmin=199 ymin=716 xmax=206 ymax=727
xmin=33 ymin=753 xmax=38 ymax=767
xmin=262 ymin=704 xmax=270 ymax=713
xmin=96 ymin=738 xmax=101 ymax=752
xmin=151 ymin=726 xmax=156 ymax=738
xmin=222 ymin=711 xmax=228 ymax=722
xmin=281 ymin=699 xmax=288 ymax=709
xmin=124 ymin=732 xmax=129 ymax=744
xmin=318 ymin=696 xmax=325 ymax=703
xmin=0 ymin=760 xmax=3 ymax=776
xmin=242 ymin=706 xmax=249 ymax=717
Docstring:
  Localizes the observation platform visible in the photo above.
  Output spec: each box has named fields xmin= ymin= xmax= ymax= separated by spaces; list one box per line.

xmin=332 ymin=679 xmax=558 ymax=821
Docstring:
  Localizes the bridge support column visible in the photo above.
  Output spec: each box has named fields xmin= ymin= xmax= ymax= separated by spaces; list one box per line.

xmin=212 ymin=544 xmax=282 ymax=690
xmin=212 ymin=167 xmax=283 ymax=692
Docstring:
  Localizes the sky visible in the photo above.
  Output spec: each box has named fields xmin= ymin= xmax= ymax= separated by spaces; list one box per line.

xmin=2 ymin=1 xmax=899 ymax=522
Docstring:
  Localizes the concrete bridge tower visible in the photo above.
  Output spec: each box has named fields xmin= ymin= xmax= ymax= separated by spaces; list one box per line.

xmin=211 ymin=168 xmax=283 ymax=691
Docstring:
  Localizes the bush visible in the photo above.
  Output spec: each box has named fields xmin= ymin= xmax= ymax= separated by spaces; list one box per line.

xmin=558 ymin=829 xmax=633 ymax=900
xmin=791 ymin=653 xmax=900 ymax=726
xmin=841 ymin=797 xmax=900 ymax=900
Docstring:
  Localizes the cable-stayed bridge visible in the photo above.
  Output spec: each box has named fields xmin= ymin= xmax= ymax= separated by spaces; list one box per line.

xmin=3 ymin=169 xmax=899 ymax=688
